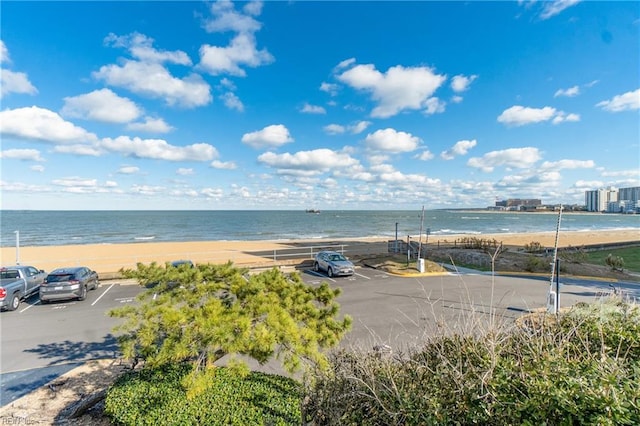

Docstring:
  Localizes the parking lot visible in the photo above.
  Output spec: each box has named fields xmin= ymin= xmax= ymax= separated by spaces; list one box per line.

xmin=1 ymin=265 xmax=628 ymax=406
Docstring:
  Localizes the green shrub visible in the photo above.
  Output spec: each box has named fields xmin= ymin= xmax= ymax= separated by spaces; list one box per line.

xmin=303 ymin=299 xmax=640 ymax=425
xmin=105 ymin=363 xmax=302 ymax=426
xmin=605 ymin=254 xmax=625 ymax=271
xmin=524 ymin=255 xmax=548 ymax=272
xmin=524 ymin=241 xmax=543 ymax=253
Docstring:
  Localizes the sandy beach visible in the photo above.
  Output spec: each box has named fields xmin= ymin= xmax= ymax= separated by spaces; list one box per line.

xmin=1 ymin=229 xmax=638 ymax=276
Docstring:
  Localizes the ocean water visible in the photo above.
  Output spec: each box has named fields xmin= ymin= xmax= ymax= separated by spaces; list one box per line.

xmin=0 ymin=210 xmax=638 ymax=247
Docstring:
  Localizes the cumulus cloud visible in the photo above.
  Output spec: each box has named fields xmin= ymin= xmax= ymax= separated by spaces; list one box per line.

xmin=540 ymin=159 xmax=595 ymax=171
xmin=53 ymin=144 xmax=103 ymax=157
xmin=0 ymin=41 xmax=38 ymax=98
xmin=104 ymin=33 xmax=192 ymax=65
xmin=211 ymin=160 xmax=237 ymax=169
xmin=176 ymin=168 xmax=194 ymax=175
xmin=0 ymin=148 xmax=44 ymax=162
xmin=126 ymin=117 xmax=174 ymax=133
xmin=467 ymin=147 xmax=541 ymax=172
xmin=336 ymin=62 xmax=446 ymax=118
xmin=497 ymin=105 xmax=579 ymax=126
xmin=94 ymin=60 xmax=211 ymax=108
xmin=320 ymin=82 xmax=339 ymax=96
xmin=441 ymin=139 xmax=477 ymax=160
xmin=596 ymin=89 xmax=640 ymax=112
xmin=554 ymin=85 xmax=580 ymax=97
xmin=99 ymin=136 xmax=218 ymax=161
xmin=258 ymin=148 xmax=359 ymax=172
xmin=0 ymin=106 xmax=98 ymax=144
xmin=241 ymin=124 xmax=293 ymax=149
xmin=220 ymin=92 xmax=244 ymax=111
xmin=363 ymin=128 xmax=421 ymax=153
xmin=199 ymin=1 xmax=273 ymax=76
xmin=416 ymin=150 xmax=435 ymax=161
xmin=450 ymin=74 xmax=477 ymax=92
xmin=300 ymin=103 xmax=326 ymax=114
xmin=117 ymin=166 xmax=140 ymax=174
xmin=324 ymin=121 xmax=371 ymax=135
xmin=61 ymin=89 xmax=142 ymax=123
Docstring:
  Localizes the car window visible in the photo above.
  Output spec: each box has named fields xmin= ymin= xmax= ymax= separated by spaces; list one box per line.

xmin=47 ymin=274 xmax=74 ymax=283
xmin=330 ymin=254 xmax=345 ymax=261
xmin=1 ymin=270 xmax=19 ymax=279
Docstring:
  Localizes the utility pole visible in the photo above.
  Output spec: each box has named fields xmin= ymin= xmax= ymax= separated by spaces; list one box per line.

xmin=547 ymin=205 xmax=563 ymax=315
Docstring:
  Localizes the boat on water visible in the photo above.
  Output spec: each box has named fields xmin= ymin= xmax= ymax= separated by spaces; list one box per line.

xmin=305 ymin=208 xmax=320 ymax=214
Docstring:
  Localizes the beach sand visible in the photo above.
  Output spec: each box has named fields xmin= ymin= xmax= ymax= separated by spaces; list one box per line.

xmin=1 ymin=229 xmax=638 ymax=275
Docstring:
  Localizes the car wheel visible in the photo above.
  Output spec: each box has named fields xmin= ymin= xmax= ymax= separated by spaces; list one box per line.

xmin=92 ymin=280 xmax=99 ymax=290
xmin=313 ymin=262 xmax=320 ymax=272
xmin=78 ymin=285 xmax=87 ymax=301
xmin=7 ymin=293 xmax=20 ymax=311
xmin=327 ymin=267 xmax=334 ymax=278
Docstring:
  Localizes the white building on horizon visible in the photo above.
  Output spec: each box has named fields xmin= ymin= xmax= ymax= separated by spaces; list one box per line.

xmin=585 ymin=186 xmax=640 ymax=213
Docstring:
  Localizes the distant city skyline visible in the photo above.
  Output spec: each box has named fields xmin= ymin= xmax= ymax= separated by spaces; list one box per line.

xmin=1 ymin=1 xmax=638 ymax=210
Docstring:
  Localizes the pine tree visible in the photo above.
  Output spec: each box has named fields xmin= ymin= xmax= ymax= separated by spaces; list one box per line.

xmin=109 ymin=261 xmax=352 ymax=391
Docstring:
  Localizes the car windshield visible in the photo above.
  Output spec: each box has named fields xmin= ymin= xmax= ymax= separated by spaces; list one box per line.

xmin=47 ymin=274 xmax=74 ymax=283
xmin=330 ymin=254 xmax=346 ymax=261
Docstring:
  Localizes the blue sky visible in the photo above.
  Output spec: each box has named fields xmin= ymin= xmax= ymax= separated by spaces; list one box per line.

xmin=1 ymin=0 xmax=638 ymax=210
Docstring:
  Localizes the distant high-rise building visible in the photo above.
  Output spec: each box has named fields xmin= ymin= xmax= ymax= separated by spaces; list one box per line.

xmin=584 ymin=186 xmax=621 ymax=212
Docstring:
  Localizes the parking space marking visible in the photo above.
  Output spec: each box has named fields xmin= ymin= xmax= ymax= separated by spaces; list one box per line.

xmin=306 ymin=270 xmax=336 ymax=282
xmin=91 ymin=283 xmax=115 ymax=306
xmin=354 ymin=272 xmax=371 ymax=280
xmin=115 ymin=297 xmax=135 ymax=304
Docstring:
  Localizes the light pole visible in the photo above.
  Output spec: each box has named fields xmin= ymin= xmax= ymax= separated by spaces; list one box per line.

xmin=15 ymin=230 xmax=20 ymax=265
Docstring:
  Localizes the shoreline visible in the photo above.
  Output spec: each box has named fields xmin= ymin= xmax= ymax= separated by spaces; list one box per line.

xmin=1 ymin=229 xmax=638 ymax=276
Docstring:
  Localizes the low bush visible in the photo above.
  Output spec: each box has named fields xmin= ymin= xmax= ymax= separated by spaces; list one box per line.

xmin=524 ymin=241 xmax=543 ymax=253
xmin=105 ymin=363 xmax=301 ymax=426
xmin=524 ymin=255 xmax=548 ymax=272
xmin=605 ymin=253 xmax=625 ymax=272
xmin=303 ymin=298 xmax=640 ymax=425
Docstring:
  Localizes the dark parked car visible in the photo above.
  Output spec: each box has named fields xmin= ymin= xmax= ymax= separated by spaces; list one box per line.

xmin=40 ymin=266 xmax=99 ymax=303
xmin=313 ymin=250 xmax=355 ymax=277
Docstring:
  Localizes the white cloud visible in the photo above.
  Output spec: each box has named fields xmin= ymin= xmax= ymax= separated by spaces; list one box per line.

xmin=117 ymin=166 xmax=140 ymax=174
xmin=126 ymin=117 xmax=174 ymax=133
xmin=336 ymin=62 xmax=446 ymax=118
xmin=0 ymin=106 xmax=98 ymax=144
xmin=201 ymin=187 xmax=224 ymax=198
xmin=176 ymin=168 xmax=194 ymax=175
xmin=220 ymin=92 xmax=244 ymax=111
xmin=199 ymin=2 xmax=273 ymax=77
xmin=554 ymin=85 xmax=580 ymax=97
xmin=450 ymin=74 xmax=477 ymax=92
xmin=104 ymin=33 xmax=192 ymax=65
xmin=0 ymin=41 xmax=38 ymax=98
xmin=258 ymin=149 xmax=359 ymax=171
xmin=323 ymin=124 xmax=345 ymax=135
xmin=416 ymin=150 xmax=434 ymax=161
xmin=540 ymin=159 xmax=595 ymax=170
xmin=94 ymin=60 xmax=211 ymax=108
xmin=52 ymin=177 xmax=98 ymax=187
xmin=241 ymin=124 xmax=293 ymax=149
xmin=539 ymin=0 xmax=582 ymax=20
xmin=601 ymin=169 xmax=640 ymax=178
xmin=0 ymin=148 xmax=44 ymax=162
xmin=424 ymin=97 xmax=446 ymax=115
xmin=320 ymin=82 xmax=339 ymax=96
xmin=199 ymin=33 xmax=274 ymax=77
xmin=61 ymin=89 xmax=141 ymax=123
xmin=301 ymin=103 xmax=326 ymax=114
xmin=0 ymin=40 xmax=8 ymax=63
xmin=596 ymin=89 xmax=640 ymax=112
xmin=30 ymin=164 xmax=45 ymax=172
xmin=441 ymin=139 xmax=477 ymax=160
xmin=1 ymin=69 xmax=38 ymax=98
xmin=497 ymin=105 xmax=578 ymax=126
xmin=99 ymin=136 xmax=218 ymax=161
xmin=364 ymin=128 xmax=421 ymax=153
xmin=467 ymin=147 xmax=541 ymax=172
xmin=350 ymin=121 xmax=371 ymax=134
xmin=53 ymin=144 xmax=103 ymax=157
xmin=211 ymin=160 xmax=237 ymax=169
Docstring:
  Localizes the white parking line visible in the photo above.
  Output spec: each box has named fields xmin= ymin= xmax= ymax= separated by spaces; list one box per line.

xmin=306 ymin=270 xmax=336 ymax=282
xmin=92 ymin=283 xmax=115 ymax=306
xmin=354 ymin=272 xmax=371 ymax=280
xmin=19 ymin=300 xmax=39 ymax=313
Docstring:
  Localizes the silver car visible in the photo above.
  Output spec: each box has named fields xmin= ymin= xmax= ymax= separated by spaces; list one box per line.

xmin=40 ymin=266 xmax=99 ymax=303
xmin=313 ymin=251 xmax=354 ymax=277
